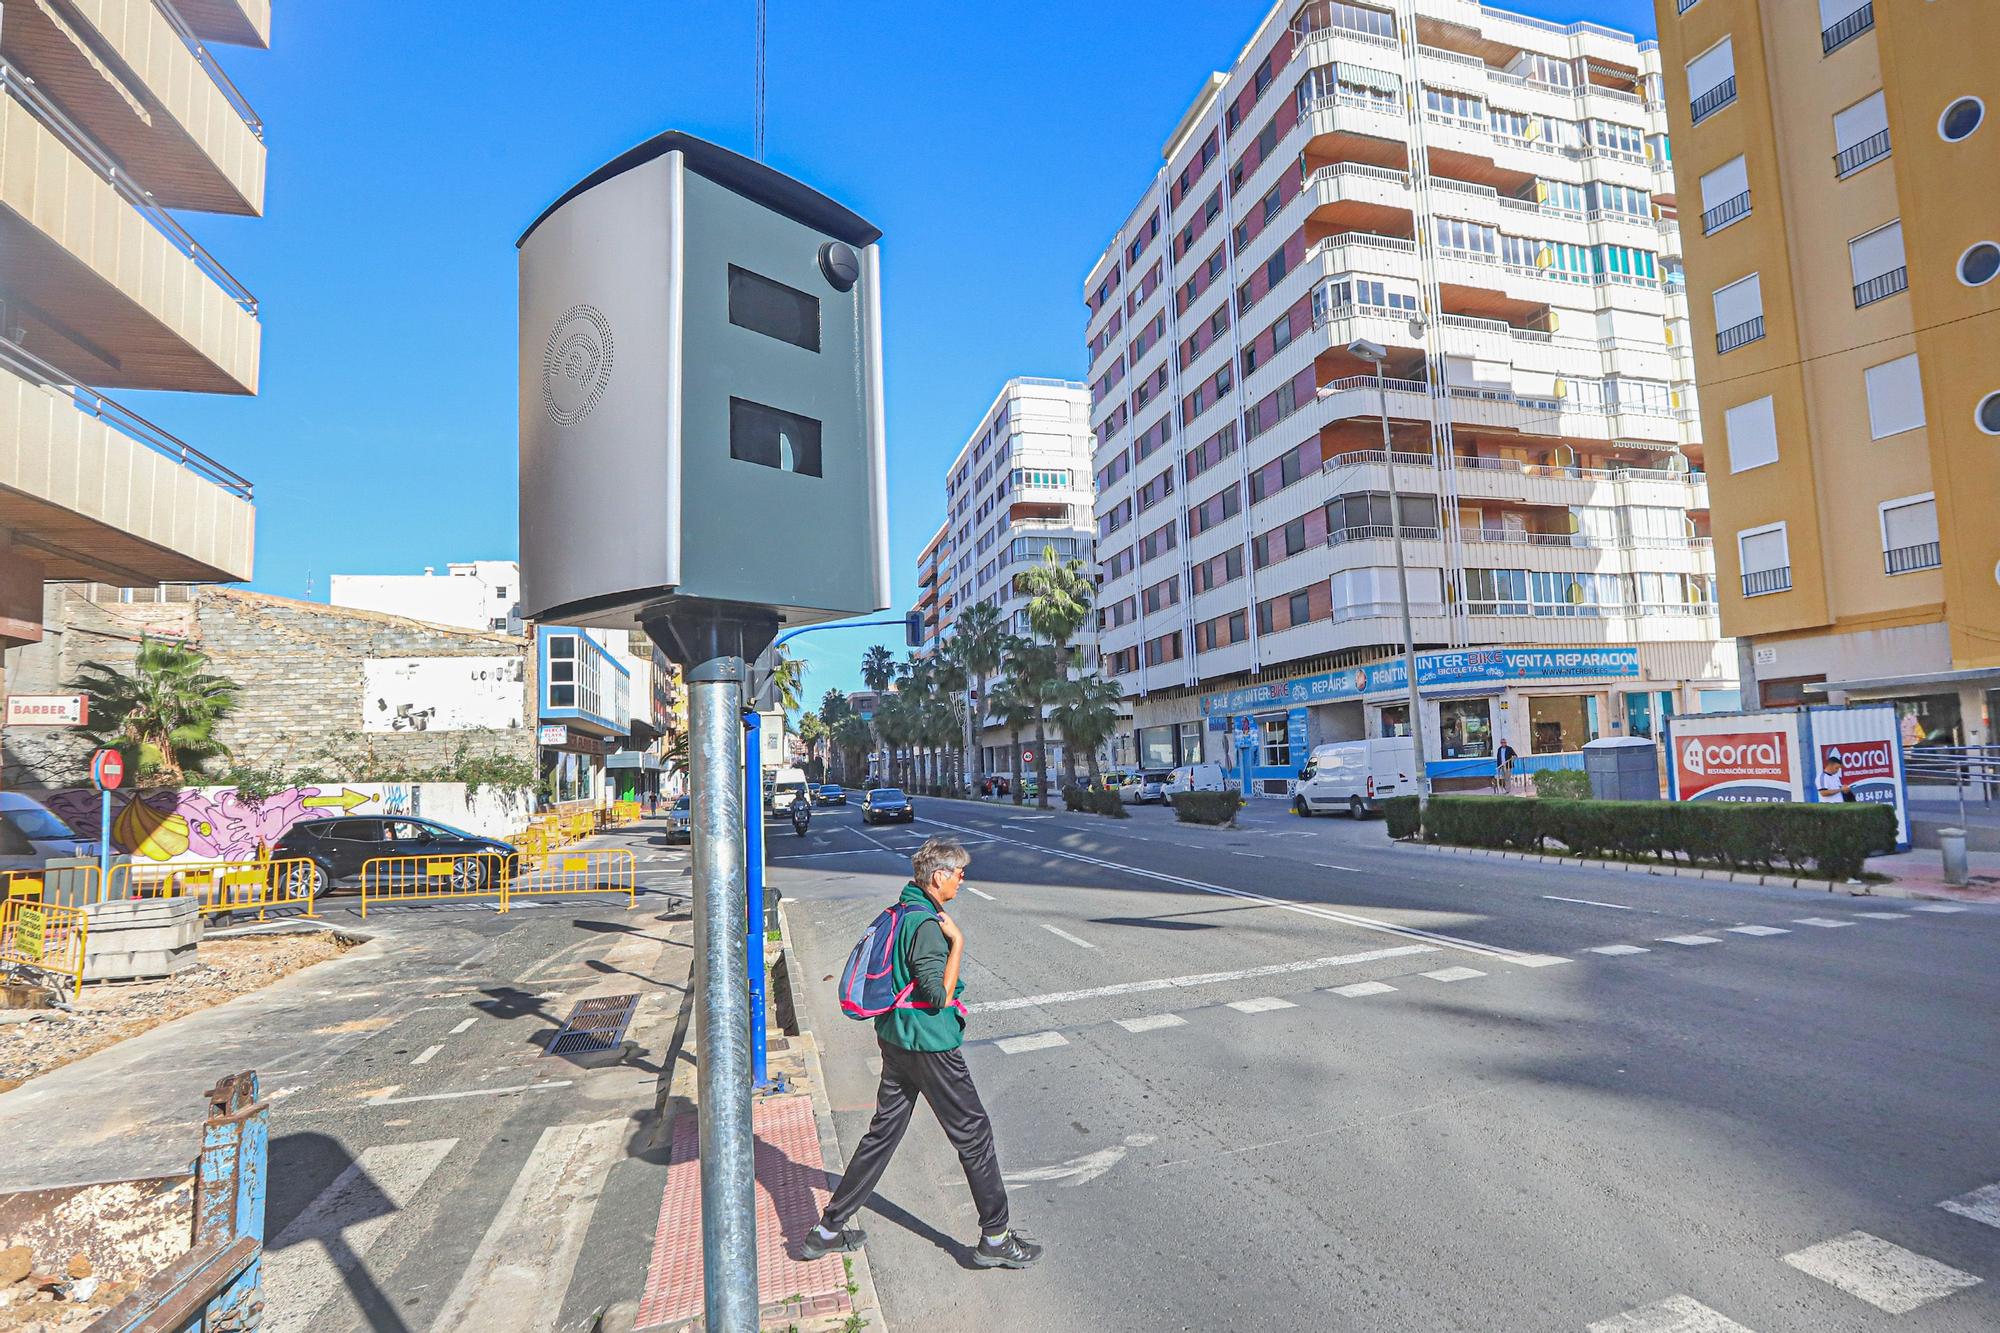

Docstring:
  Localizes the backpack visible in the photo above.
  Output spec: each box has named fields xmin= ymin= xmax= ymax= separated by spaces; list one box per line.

xmin=837 ymin=901 xmax=963 ymax=1019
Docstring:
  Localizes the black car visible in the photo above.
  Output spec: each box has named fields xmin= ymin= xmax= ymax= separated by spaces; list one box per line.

xmin=271 ymin=816 xmax=518 ymax=895
xmin=815 ymin=784 xmax=847 ymax=806
xmin=860 ymin=787 xmax=914 ymax=824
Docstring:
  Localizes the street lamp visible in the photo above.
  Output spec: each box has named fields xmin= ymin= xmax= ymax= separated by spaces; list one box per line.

xmin=1346 ymin=338 xmax=1433 ymax=813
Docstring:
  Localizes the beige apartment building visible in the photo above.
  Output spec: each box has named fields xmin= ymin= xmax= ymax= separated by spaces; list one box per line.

xmin=1655 ymin=0 xmax=2000 ymax=746
xmin=0 ymin=0 xmax=266 ymax=729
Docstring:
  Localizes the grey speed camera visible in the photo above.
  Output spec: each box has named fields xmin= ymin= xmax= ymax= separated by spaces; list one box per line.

xmin=517 ymin=131 xmax=890 ymax=639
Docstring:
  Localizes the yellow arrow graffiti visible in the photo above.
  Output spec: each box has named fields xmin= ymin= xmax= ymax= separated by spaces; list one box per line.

xmin=302 ymin=788 xmax=372 ymax=812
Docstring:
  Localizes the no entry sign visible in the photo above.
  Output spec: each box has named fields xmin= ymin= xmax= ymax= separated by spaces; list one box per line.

xmin=90 ymin=748 xmax=124 ymax=790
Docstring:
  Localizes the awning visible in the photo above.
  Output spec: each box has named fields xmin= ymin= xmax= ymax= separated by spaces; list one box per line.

xmin=1419 ymin=684 xmax=1505 ymax=701
xmin=607 ymin=752 xmax=663 ymax=771
xmin=1805 ymin=665 xmax=2000 ymax=695
xmin=1336 ymin=62 xmax=1403 ymax=94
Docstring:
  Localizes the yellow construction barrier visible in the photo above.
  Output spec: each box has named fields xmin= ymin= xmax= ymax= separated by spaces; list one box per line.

xmin=563 ymin=811 xmax=596 ymax=843
xmin=505 ymin=848 xmax=637 ymax=909
xmin=3 ymin=871 xmax=45 ymax=902
xmin=2 ymin=865 xmax=103 ymax=905
xmin=359 ymin=851 xmax=513 ymax=918
xmin=112 ymin=858 xmax=318 ymax=920
xmin=612 ymin=800 xmax=642 ymax=825
xmin=514 ymin=824 xmax=553 ymax=860
xmin=1 ymin=896 xmax=87 ymax=995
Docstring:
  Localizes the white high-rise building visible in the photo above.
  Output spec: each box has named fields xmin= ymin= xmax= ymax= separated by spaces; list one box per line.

xmin=1085 ymin=0 xmax=1737 ymax=795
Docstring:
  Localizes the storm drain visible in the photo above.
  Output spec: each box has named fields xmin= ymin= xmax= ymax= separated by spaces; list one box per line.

xmin=544 ymin=993 xmax=641 ymax=1056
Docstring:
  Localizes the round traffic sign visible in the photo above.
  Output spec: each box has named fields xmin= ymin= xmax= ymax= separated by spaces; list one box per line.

xmin=90 ymin=748 xmax=124 ymax=790
xmin=1021 ymin=749 xmax=1035 ymax=763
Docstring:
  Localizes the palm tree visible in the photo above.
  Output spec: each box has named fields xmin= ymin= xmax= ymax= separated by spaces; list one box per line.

xmin=985 ymin=678 xmax=1038 ymax=807
xmin=1006 ymin=641 xmax=1066 ymax=809
xmin=860 ymin=645 xmax=896 ymax=780
xmin=796 ymin=713 xmax=829 ymax=781
xmin=930 ymin=640 xmax=969 ymax=796
xmin=1053 ymin=675 xmax=1124 ymax=788
xmin=873 ymin=690 xmax=911 ymax=788
xmin=71 ymin=638 xmax=238 ymax=785
xmin=832 ymin=715 xmax=872 ymax=783
xmin=953 ymin=601 xmax=1007 ymax=796
xmin=1019 ymin=549 xmax=1096 ymax=805
xmin=766 ymin=647 xmax=806 ymax=714
xmin=817 ymin=688 xmax=850 ymax=728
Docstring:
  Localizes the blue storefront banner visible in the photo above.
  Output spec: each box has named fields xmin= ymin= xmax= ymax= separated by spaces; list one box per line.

xmin=1200 ymin=647 xmax=1640 ymax=717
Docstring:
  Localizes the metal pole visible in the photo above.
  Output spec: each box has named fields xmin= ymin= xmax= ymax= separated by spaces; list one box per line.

xmin=1379 ymin=362 xmax=1433 ymax=813
xmin=687 ymin=657 xmax=758 ymax=1331
xmin=742 ymin=707 xmax=769 ymax=1090
xmin=99 ymin=785 xmax=112 ymax=881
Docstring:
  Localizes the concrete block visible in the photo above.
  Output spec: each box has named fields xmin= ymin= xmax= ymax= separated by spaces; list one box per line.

xmin=82 ymin=896 xmax=201 ymax=982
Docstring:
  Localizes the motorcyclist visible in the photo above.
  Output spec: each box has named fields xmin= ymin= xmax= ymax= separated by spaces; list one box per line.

xmin=791 ymin=790 xmax=812 ymax=836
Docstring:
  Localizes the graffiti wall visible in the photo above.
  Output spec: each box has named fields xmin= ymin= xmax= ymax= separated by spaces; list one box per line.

xmin=32 ymin=782 xmax=533 ymax=864
xmin=361 ymin=657 xmax=526 ymax=733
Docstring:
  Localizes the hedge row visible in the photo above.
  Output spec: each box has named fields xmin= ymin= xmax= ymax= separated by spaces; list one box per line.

xmin=1380 ymin=795 xmax=1894 ymax=881
xmin=1171 ymin=791 xmax=1244 ymax=825
xmin=1061 ymin=785 xmax=1129 ymax=818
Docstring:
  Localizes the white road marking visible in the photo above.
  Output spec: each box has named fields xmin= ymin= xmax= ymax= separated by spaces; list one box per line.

xmin=1002 ymin=1133 xmax=1154 ymax=1187
xmin=918 ymin=815 xmax=1525 ymax=959
xmin=1911 ymin=904 xmax=1967 ymax=913
xmin=1422 ymin=966 xmax=1486 ymax=983
xmin=1659 ymin=934 xmax=1721 ymax=946
xmin=410 ymin=1044 xmax=444 ymax=1066
xmin=449 ymin=1017 xmax=477 ymax=1035
xmin=1006 ymin=816 xmax=1056 ymax=822
xmin=771 ymin=849 xmax=874 ymax=859
xmin=1587 ymin=1294 xmax=1757 ymax=1332
xmin=1504 ymin=954 xmax=1570 ymax=968
xmin=1586 ymin=944 xmax=1650 ymax=956
xmin=1781 ymin=1230 xmax=1982 ymax=1313
xmin=1726 ymin=925 xmax=1789 ymax=937
xmin=1543 ymin=894 xmax=1632 ymax=910
xmin=367 ymin=1081 xmax=572 ymax=1107
xmin=964 ymin=885 xmax=997 ymax=901
xmin=428 ymin=1117 xmax=628 ymax=1332
xmin=1226 ymin=997 xmax=1297 ymax=1013
xmin=1940 ymin=1181 xmax=2000 ymax=1229
xmin=262 ymin=1139 xmax=458 ymax=1333
xmin=1114 ymin=1013 xmax=1187 ymax=1033
xmin=1329 ymin=981 xmax=1396 ymax=997
xmin=1040 ymin=924 xmax=1097 ymax=950
xmin=1236 ymin=852 xmax=1267 ymax=858
xmin=1855 ymin=911 xmax=1909 ymax=919
xmin=995 ymin=1031 xmax=1068 ymax=1055
xmin=1793 ymin=917 xmax=1854 ymax=928
xmin=966 ymin=944 xmax=1435 ymax=1014
xmin=1269 ymin=831 xmax=1312 ymax=838
xmin=1314 ymin=863 xmax=1363 ymax=872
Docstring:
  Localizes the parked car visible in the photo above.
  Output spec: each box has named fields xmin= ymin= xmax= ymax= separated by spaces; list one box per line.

xmin=270 ymin=816 xmax=518 ymax=896
xmin=1164 ymin=762 xmax=1229 ymax=796
xmin=1291 ymin=738 xmax=1417 ymax=819
xmin=666 ymin=796 xmax=692 ymax=843
xmin=0 ymin=792 xmax=95 ymax=872
xmin=860 ymin=787 xmax=915 ymax=824
xmin=1135 ymin=770 xmax=1170 ymax=804
xmin=815 ymin=784 xmax=847 ymax=806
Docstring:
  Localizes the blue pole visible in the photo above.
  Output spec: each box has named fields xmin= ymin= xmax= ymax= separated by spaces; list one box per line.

xmin=742 ymin=708 xmax=769 ymax=1090
xmin=99 ymin=785 xmax=111 ymax=882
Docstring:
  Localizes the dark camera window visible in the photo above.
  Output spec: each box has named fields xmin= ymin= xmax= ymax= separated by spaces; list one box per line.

xmin=730 ymin=397 xmax=823 ymax=477
xmin=728 ymin=265 xmax=820 ymax=352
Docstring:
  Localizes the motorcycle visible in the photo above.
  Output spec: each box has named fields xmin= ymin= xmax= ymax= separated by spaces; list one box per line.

xmin=790 ymin=798 xmax=811 ymax=837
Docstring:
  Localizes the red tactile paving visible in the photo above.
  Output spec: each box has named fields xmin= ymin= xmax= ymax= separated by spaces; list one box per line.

xmin=636 ymin=1094 xmax=853 ymax=1330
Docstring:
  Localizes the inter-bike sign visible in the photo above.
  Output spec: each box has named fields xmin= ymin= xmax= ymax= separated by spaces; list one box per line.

xmin=1664 ymin=704 xmax=1909 ymax=849
xmin=4 ymin=694 xmax=88 ymax=727
xmin=1200 ymin=646 xmax=1639 ymax=717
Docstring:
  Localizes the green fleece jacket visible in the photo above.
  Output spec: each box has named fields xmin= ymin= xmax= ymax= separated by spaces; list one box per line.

xmin=877 ymin=881 xmax=967 ymax=1052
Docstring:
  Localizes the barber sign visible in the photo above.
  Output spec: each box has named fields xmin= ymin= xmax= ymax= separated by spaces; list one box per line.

xmin=1675 ymin=730 xmax=1795 ymax=802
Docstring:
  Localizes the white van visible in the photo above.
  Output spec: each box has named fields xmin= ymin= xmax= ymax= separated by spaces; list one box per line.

xmin=0 ymin=792 xmax=95 ymax=872
xmin=1290 ymin=738 xmax=1417 ymax=818
xmin=1165 ymin=762 xmax=1229 ymax=796
xmin=767 ymin=768 xmax=812 ymax=813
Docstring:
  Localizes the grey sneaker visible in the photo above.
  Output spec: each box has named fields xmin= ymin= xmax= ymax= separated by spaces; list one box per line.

xmin=801 ymin=1224 xmax=865 ymax=1261
xmin=973 ymin=1230 xmax=1044 ymax=1269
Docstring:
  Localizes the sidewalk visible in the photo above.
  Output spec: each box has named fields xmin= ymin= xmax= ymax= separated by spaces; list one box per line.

xmin=1866 ymin=846 xmax=2000 ymax=904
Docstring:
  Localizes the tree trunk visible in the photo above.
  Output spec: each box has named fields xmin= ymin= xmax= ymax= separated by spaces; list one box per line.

xmin=1010 ymin=730 xmax=1024 ymax=805
xmin=1086 ymin=747 xmax=1102 ymax=787
xmin=1033 ymin=711 xmax=1050 ymax=810
xmin=969 ymin=677 xmax=985 ymax=797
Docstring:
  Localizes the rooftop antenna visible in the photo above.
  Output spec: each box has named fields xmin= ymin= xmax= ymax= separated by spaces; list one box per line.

xmin=753 ymin=0 xmax=767 ymax=160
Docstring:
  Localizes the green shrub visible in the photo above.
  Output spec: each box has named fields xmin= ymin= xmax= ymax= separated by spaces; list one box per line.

xmin=1382 ymin=795 xmax=1422 ymax=840
xmin=1171 ymin=791 xmax=1243 ymax=825
xmin=1531 ymin=768 xmax=1592 ymax=801
xmin=1061 ymin=785 xmax=1130 ymax=817
xmin=1417 ymin=796 xmax=1895 ymax=880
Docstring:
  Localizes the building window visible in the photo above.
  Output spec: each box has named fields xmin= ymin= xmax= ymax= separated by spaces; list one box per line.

xmin=1959 ymin=242 xmax=2000 ymax=287
xmin=1832 ymin=91 xmax=1890 ymax=177
xmin=1863 ymin=354 xmax=1926 ymax=439
xmin=1725 ymin=395 xmax=1780 ymax=472
xmin=1849 ymin=221 xmax=1908 ymax=307
xmin=1979 ymin=392 xmax=2000 ymax=436
xmin=1528 ymin=695 xmax=1601 ymax=754
xmin=1820 ymin=0 xmax=1875 ymax=55
xmin=1940 ymin=96 xmax=1985 ymax=143
xmin=1686 ymin=37 xmax=1736 ymax=124
xmin=1713 ymin=273 xmax=1764 ymax=353
xmin=1438 ymin=699 xmax=1492 ymax=758
xmin=1738 ymin=523 xmax=1791 ymax=597
xmin=1260 ymin=717 xmax=1291 ymax=769
xmin=1699 ymin=156 xmax=1751 ymax=233
xmin=1880 ymin=493 xmax=1941 ymax=575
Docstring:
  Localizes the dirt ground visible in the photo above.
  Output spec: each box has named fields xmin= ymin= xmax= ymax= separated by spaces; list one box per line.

xmin=0 ymin=931 xmax=350 ymax=1093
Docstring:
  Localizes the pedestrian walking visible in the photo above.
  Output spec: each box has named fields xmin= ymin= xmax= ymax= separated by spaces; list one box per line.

xmin=1494 ymin=739 xmax=1519 ymax=794
xmin=1817 ymin=753 xmax=1855 ymax=802
xmin=806 ymin=836 xmax=1043 ymax=1269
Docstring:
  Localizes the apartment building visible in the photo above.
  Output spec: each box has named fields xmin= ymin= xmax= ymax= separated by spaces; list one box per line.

xmin=1654 ymin=0 xmax=2000 ymax=748
xmin=915 ymin=523 xmax=948 ymax=645
xmin=1083 ymin=0 xmax=1737 ymax=795
xmin=930 ymin=377 xmax=1111 ymax=774
xmin=0 ymin=0 xmax=268 ymax=731
xmin=331 ymin=561 xmax=524 ymax=634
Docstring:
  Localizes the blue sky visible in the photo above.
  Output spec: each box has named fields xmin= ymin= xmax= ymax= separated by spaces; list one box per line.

xmin=137 ymin=0 xmax=1659 ymax=700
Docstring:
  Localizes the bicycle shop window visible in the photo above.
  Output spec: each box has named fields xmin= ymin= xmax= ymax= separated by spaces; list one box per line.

xmin=1260 ymin=717 xmax=1292 ymax=768
xmin=1528 ymin=694 xmax=1601 ymax=754
xmin=1438 ymin=698 xmax=1493 ymax=758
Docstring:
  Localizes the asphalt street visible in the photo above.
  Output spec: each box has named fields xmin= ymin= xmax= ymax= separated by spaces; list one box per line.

xmin=777 ymin=795 xmax=2000 ymax=1332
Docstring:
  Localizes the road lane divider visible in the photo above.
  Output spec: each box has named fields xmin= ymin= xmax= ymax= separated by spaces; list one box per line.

xmin=1040 ymin=924 xmax=1096 ymax=949
xmin=966 ymin=943 xmax=1434 ymax=1014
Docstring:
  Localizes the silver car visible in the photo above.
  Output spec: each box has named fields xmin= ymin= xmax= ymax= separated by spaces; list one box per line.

xmin=666 ymin=796 xmax=691 ymax=843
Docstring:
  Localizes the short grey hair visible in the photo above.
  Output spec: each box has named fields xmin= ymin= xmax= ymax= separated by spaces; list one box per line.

xmin=912 ymin=836 xmax=970 ymax=888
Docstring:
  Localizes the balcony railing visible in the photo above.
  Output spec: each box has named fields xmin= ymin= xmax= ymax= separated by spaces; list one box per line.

xmin=1885 ymin=541 xmax=1942 ymax=575
xmin=0 ymin=63 xmax=259 ymax=315
xmin=1741 ymin=566 xmax=1792 ymax=597
xmin=150 ymin=0 xmax=263 ymax=140
xmin=1701 ymin=191 xmax=1751 ymax=235
xmin=0 ymin=337 xmax=253 ymax=499
xmin=1321 ymin=446 xmax=1706 ymax=487
xmin=1834 ymin=129 xmax=1891 ymax=178
xmin=1854 ymin=267 xmax=1908 ymax=308
xmin=1717 ymin=316 xmax=1765 ymax=353
xmin=1690 ymin=76 xmax=1737 ymax=125
xmin=1822 ymin=2 xmax=1875 ymax=55
xmin=1676 ymin=0 xmax=1700 ymax=11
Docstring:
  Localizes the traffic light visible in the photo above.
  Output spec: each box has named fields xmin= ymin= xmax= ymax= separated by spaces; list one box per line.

xmin=905 ymin=610 xmax=925 ymax=649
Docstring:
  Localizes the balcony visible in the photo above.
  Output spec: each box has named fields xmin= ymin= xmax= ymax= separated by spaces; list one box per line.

xmin=1701 ymin=191 xmax=1751 ymax=236
xmin=1854 ymin=267 xmax=1908 ymax=308
xmin=1717 ymin=316 xmax=1765 ymax=354
xmin=0 ymin=63 xmax=261 ymax=393
xmin=1741 ymin=567 xmax=1792 ymax=597
xmin=1690 ymin=77 xmax=1737 ymax=126
xmin=0 ymin=337 xmax=254 ymax=584
xmin=1822 ymin=2 xmax=1875 ymax=55
xmin=1885 ymin=542 xmax=1942 ymax=575
xmin=1834 ymin=129 xmax=1891 ymax=179
xmin=174 ymin=0 xmax=270 ymax=48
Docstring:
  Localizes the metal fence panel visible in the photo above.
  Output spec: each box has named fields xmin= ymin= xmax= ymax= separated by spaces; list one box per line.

xmin=111 ymin=858 xmax=319 ymax=919
xmin=0 ymin=897 xmax=88 ymax=994
xmin=358 ymin=852 xmax=513 ymax=917
xmin=506 ymin=848 xmax=637 ymax=909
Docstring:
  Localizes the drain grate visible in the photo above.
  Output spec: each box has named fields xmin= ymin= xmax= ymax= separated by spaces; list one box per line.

xmin=545 ymin=993 xmax=641 ymax=1056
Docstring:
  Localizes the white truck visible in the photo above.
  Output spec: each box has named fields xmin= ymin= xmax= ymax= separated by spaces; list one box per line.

xmin=767 ymin=767 xmax=812 ymax=813
xmin=1290 ymin=738 xmax=1418 ymax=818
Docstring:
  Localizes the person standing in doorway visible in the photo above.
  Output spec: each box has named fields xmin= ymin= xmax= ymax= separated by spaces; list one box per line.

xmin=804 ymin=836 xmax=1043 ymax=1269
xmin=1494 ymin=738 xmax=1520 ymax=794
